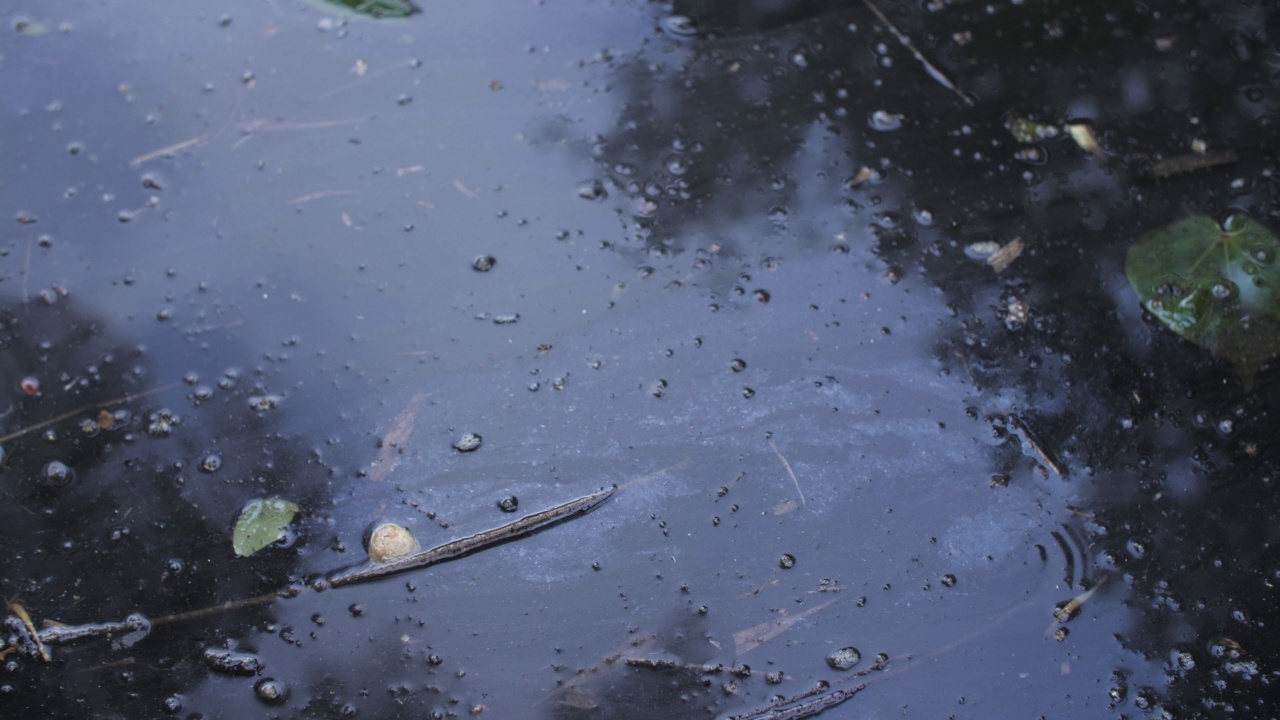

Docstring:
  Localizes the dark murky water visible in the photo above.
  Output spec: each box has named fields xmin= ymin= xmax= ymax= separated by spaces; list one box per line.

xmin=3 ymin=1 xmax=1279 ymax=718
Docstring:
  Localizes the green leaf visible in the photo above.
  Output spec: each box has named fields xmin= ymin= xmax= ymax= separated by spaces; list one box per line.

xmin=232 ymin=497 xmax=299 ymax=557
xmin=308 ymin=0 xmax=420 ymax=19
xmin=1125 ymin=214 xmax=1280 ymax=387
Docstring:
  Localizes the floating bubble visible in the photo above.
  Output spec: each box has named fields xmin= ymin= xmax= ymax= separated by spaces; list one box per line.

xmin=826 ymin=646 xmax=861 ymax=670
xmin=454 ymin=432 xmax=482 ymax=452
xmin=19 ymin=376 xmax=40 ymax=396
xmin=41 ymin=460 xmax=74 ymax=488
xmin=661 ymin=15 xmax=698 ymax=40
xmin=472 ymin=255 xmax=496 ymax=272
xmin=497 ymin=496 xmax=519 ymax=513
xmin=249 ymin=394 xmax=283 ymax=411
xmin=869 ymin=110 xmax=903 ymax=132
xmin=576 ymin=179 xmax=607 ymax=201
xmin=779 ymin=553 xmax=796 ymax=569
xmin=254 ymin=677 xmax=290 ymax=705
xmin=146 ymin=409 xmax=179 ymax=438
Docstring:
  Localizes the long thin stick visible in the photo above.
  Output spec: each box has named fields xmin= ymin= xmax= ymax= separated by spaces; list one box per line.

xmin=0 ymin=382 xmax=182 ymax=445
xmin=769 ymin=441 xmax=809 ymax=511
xmin=327 ymin=484 xmax=611 ymax=586
xmin=328 ymin=486 xmax=616 ymax=586
xmin=861 ymin=0 xmax=974 ymax=107
xmin=3 ymin=488 xmax=617 ymax=660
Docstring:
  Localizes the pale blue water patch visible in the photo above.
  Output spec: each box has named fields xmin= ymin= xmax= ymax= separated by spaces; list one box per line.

xmin=942 ymin=506 xmax=1043 ymax=569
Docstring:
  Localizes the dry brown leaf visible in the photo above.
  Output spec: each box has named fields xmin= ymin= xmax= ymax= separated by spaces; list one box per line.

xmin=733 ymin=598 xmax=838 ymax=655
xmin=367 ymin=391 xmax=427 ymax=482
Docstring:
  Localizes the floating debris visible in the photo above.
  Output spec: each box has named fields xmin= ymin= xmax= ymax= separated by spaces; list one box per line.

xmin=1067 ymin=121 xmax=1105 ymax=158
xmin=366 ymin=523 xmax=419 ymax=563
xmin=453 ymin=432 xmax=483 ymax=452
xmin=232 ymin=497 xmax=300 ymax=558
xmin=1045 ymin=575 xmax=1109 ymax=637
xmin=204 ymin=647 xmax=264 ymax=676
xmin=3 ymin=488 xmax=618 ymax=660
xmin=1148 ymin=150 xmax=1238 ymax=179
xmin=1007 ymin=116 xmax=1061 ymax=143
xmin=1006 ymin=414 xmax=1065 ymax=477
xmin=825 ymin=646 xmax=861 ymax=671
xmin=860 ymin=0 xmax=974 ymax=106
xmin=328 ymin=486 xmax=616 ymax=587
xmin=986 ymin=237 xmax=1024 ymax=274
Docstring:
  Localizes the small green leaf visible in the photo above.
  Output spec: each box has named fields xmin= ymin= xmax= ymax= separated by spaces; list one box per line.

xmin=1125 ymin=214 xmax=1280 ymax=387
xmin=308 ymin=0 xmax=420 ymax=19
xmin=232 ymin=497 xmax=299 ymax=557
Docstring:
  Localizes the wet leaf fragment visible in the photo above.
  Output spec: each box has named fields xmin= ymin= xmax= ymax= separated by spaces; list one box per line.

xmin=232 ymin=497 xmax=300 ymax=557
xmin=1006 ymin=116 xmax=1059 ymax=143
xmin=986 ymin=237 xmax=1024 ymax=273
xmin=1125 ymin=215 xmax=1280 ymax=386
xmin=310 ymin=0 xmax=420 ymax=18
xmin=1067 ymin=121 xmax=1105 ymax=158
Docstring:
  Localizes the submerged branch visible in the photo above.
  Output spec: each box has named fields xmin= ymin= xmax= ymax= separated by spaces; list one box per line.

xmin=2 ymin=487 xmax=617 ymax=661
xmin=328 ymin=485 xmax=616 ymax=587
xmin=861 ymin=0 xmax=974 ymax=107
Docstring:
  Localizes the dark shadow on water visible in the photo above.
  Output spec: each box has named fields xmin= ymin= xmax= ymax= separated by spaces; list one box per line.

xmin=0 ymin=296 xmax=324 ymax=717
xmin=581 ymin=0 xmax=1280 ymax=716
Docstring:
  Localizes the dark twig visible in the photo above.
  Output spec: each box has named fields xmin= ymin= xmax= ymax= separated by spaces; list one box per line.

xmin=328 ymin=485 xmax=616 ymax=587
xmin=0 ymin=382 xmax=182 ymax=445
xmin=2 ymin=488 xmax=617 ymax=660
xmin=861 ymin=0 xmax=974 ymax=107
xmin=723 ymin=658 xmax=888 ymax=720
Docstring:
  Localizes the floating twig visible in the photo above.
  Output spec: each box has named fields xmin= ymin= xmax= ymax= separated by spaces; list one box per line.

xmin=21 ymin=236 xmax=33 ymax=304
xmin=1007 ymin=414 xmax=1065 ymax=477
xmin=769 ymin=440 xmax=809 ymax=511
xmin=733 ymin=598 xmax=839 ymax=655
xmin=129 ymin=136 xmax=210 ymax=167
xmin=286 ymin=189 xmax=357 ymax=206
xmin=724 ymin=658 xmax=888 ymax=720
xmin=1045 ymin=574 xmax=1108 ymax=637
xmin=1148 ymin=150 xmax=1237 ymax=179
xmin=624 ymin=657 xmax=751 ymax=677
xmin=2 ymin=488 xmax=617 ymax=660
xmin=304 ymin=57 xmax=420 ymax=102
xmin=861 ymin=0 xmax=974 ymax=107
xmin=327 ymin=486 xmax=616 ymax=587
xmin=0 ymin=382 xmax=182 ymax=445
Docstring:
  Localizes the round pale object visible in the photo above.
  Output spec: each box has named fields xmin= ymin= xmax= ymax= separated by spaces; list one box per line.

xmin=367 ymin=523 xmax=418 ymax=564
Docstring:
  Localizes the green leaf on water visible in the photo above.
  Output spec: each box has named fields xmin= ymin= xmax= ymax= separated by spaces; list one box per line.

xmin=309 ymin=0 xmax=420 ymax=19
xmin=1125 ymin=214 xmax=1280 ymax=387
xmin=232 ymin=497 xmax=299 ymax=558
